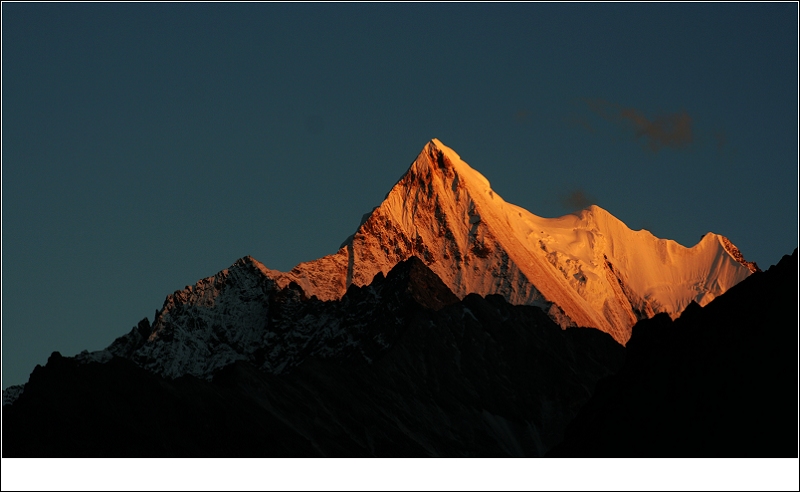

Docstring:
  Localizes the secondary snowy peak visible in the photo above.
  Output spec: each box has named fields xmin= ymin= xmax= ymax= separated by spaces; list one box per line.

xmin=131 ymin=256 xmax=283 ymax=378
xmin=275 ymin=138 xmax=755 ymax=344
xmin=88 ymin=256 xmax=466 ymax=381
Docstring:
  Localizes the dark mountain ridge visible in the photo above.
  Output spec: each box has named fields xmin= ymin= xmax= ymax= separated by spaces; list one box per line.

xmin=3 ymin=257 xmax=624 ymax=457
xmin=549 ymin=249 xmax=798 ymax=457
xmin=5 ymin=248 xmax=796 ymax=457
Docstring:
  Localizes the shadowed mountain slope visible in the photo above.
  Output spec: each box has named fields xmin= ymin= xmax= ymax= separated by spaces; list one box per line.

xmin=549 ymin=249 xmax=798 ymax=457
xmin=3 ymin=258 xmax=624 ymax=457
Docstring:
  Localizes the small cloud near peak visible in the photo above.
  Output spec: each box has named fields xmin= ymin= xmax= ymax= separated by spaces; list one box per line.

xmin=619 ymin=107 xmax=692 ymax=152
xmin=580 ymin=98 xmax=694 ymax=153
xmin=560 ymin=188 xmax=596 ymax=212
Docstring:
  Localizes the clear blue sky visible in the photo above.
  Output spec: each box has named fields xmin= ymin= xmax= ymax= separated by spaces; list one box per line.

xmin=3 ymin=3 xmax=797 ymax=387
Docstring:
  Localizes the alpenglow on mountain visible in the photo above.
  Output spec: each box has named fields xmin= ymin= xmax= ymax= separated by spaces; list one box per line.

xmin=264 ymin=139 xmax=756 ymax=341
xmin=7 ymin=138 xmax=750 ymax=382
xmin=65 ymin=137 xmax=759 ymax=382
xmin=3 ymin=138 xmax=767 ymax=456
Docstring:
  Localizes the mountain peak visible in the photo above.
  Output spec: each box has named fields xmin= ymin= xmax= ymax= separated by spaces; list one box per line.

xmin=405 ymin=138 xmax=492 ymax=194
xmin=424 ymin=138 xmax=462 ymax=165
xmin=258 ymin=139 xmax=756 ymax=344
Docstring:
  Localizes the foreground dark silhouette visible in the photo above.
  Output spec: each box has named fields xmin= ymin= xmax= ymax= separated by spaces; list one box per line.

xmin=549 ymin=249 xmax=798 ymax=457
xmin=3 ymin=258 xmax=623 ymax=457
xmin=4 ymin=251 xmax=796 ymax=457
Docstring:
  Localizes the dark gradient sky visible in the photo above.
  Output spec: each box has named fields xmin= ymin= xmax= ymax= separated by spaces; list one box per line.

xmin=2 ymin=3 xmax=797 ymax=387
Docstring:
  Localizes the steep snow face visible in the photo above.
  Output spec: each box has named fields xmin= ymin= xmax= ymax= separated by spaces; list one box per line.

xmin=276 ymin=139 xmax=754 ymax=344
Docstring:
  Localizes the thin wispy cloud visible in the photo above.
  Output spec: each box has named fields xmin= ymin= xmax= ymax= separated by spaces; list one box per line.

xmin=620 ymin=107 xmax=692 ymax=152
xmin=581 ymin=99 xmax=694 ymax=152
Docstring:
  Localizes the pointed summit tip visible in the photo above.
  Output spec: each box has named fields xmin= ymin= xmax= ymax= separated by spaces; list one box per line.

xmin=404 ymin=138 xmax=491 ymax=192
xmin=425 ymin=138 xmax=462 ymax=162
xmin=428 ymin=137 xmax=444 ymax=149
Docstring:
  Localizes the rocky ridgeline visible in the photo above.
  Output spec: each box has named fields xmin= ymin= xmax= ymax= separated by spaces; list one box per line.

xmin=3 ymin=257 xmax=624 ymax=457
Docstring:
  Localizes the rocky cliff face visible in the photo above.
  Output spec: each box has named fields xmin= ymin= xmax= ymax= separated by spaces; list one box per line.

xmin=3 ymin=258 xmax=624 ymax=457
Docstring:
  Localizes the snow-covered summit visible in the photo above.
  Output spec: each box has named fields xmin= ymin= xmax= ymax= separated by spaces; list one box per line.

xmin=272 ymin=138 xmax=755 ymax=344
